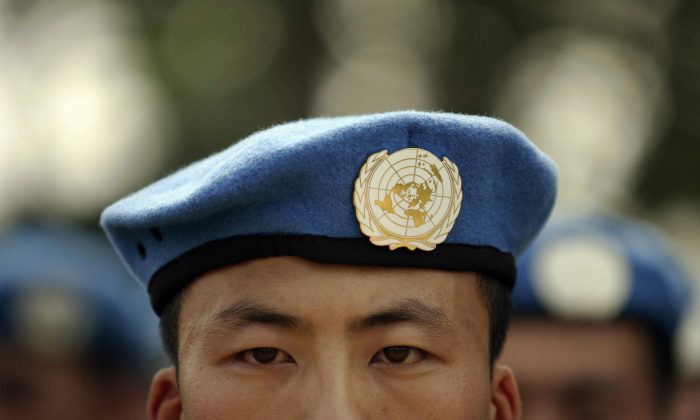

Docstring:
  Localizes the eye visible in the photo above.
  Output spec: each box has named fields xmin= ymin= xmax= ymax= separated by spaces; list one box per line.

xmin=235 ymin=348 xmax=294 ymax=365
xmin=371 ymin=346 xmax=426 ymax=365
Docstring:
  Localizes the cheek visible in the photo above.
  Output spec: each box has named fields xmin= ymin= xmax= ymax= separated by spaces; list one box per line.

xmin=365 ymin=363 xmax=493 ymax=418
xmin=179 ymin=364 xmax=303 ymax=420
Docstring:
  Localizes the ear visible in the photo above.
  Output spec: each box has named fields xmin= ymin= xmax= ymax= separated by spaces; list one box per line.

xmin=147 ymin=367 xmax=182 ymax=420
xmin=489 ymin=363 xmax=522 ymax=420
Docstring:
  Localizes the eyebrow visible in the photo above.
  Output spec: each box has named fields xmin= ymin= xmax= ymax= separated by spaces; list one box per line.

xmin=208 ymin=299 xmax=310 ymax=334
xmin=206 ymin=298 xmax=455 ymax=337
xmin=349 ymin=298 xmax=455 ymax=336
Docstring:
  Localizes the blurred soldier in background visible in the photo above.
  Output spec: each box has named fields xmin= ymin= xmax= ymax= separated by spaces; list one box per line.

xmin=0 ymin=223 xmax=163 ymax=420
xmin=499 ymin=212 xmax=692 ymax=420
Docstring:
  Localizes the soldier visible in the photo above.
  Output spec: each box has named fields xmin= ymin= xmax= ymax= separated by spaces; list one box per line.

xmin=499 ymin=213 xmax=692 ymax=420
xmin=101 ymin=111 xmax=558 ymax=419
xmin=0 ymin=224 xmax=162 ymax=420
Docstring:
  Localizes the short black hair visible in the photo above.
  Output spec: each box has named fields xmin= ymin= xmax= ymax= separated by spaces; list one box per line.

xmin=475 ymin=273 xmax=512 ymax=364
xmin=638 ymin=321 xmax=674 ymax=406
xmin=159 ymin=272 xmax=512 ymax=369
xmin=159 ymin=290 xmax=182 ymax=367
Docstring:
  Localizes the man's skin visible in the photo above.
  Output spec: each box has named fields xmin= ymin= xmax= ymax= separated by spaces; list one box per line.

xmin=147 ymin=256 xmax=521 ymax=419
xmin=668 ymin=379 xmax=700 ymax=420
xmin=0 ymin=347 xmax=149 ymax=420
xmin=499 ymin=318 xmax=661 ymax=420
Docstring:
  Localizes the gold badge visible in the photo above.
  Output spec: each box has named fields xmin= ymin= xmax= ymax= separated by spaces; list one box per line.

xmin=353 ymin=148 xmax=462 ymax=251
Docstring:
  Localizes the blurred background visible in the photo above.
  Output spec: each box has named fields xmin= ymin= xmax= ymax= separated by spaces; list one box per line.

xmin=0 ymin=0 xmax=698 ymax=376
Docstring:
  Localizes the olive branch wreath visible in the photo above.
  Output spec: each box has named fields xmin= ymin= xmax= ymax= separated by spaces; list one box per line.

xmin=353 ymin=150 xmax=462 ymax=251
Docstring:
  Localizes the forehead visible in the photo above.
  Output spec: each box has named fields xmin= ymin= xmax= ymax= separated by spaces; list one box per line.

xmin=501 ymin=319 xmax=656 ymax=385
xmin=179 ymin=256 xmax=487 ymax=332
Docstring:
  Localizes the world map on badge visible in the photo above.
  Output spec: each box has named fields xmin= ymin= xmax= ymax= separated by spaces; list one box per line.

xmin=353 ymin=148 xmax=462 ymax=251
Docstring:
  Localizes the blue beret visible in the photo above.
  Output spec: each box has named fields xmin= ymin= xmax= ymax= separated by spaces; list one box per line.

xmin=101 ymin=111 xmax=558 ymax=314
xmin=512 ymin=212 xmax=692 ymax=344
xmin=0 ymin=224 xmax=161 ymax=373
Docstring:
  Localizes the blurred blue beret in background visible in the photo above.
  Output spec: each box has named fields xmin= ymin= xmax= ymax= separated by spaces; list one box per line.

xmin=513 ymin=212 xmax=693 ymax=344
xmin=0 ymin=223 xmax=162 ymax=375
xmin=101 ymin=111 xmax=558 ymax=314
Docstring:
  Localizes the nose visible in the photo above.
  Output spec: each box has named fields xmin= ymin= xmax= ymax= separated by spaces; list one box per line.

xmin=305 ymin=362 xmax=364 ymax=420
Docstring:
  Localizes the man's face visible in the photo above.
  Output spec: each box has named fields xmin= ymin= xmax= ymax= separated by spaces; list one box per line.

xmin=499 ymin=318 xmax=660 ymax=420
xmin=668 ymin=379 xmax=700 ymax=420
xmin=149 ymin=256 xmax=519 ymax=419
xmin=0 ymin=347 xmax=100 ymax=420
xmin=0 ymin=346 xmax=148 ymax=420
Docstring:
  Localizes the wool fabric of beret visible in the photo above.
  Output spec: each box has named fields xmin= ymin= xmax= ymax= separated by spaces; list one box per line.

xmin=101 ymin=111 xmax=558 ymax=315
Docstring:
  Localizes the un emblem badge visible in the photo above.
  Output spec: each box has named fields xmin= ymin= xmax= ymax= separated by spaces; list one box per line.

xmin=353 ymin=148 xmax=462 ymax=251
